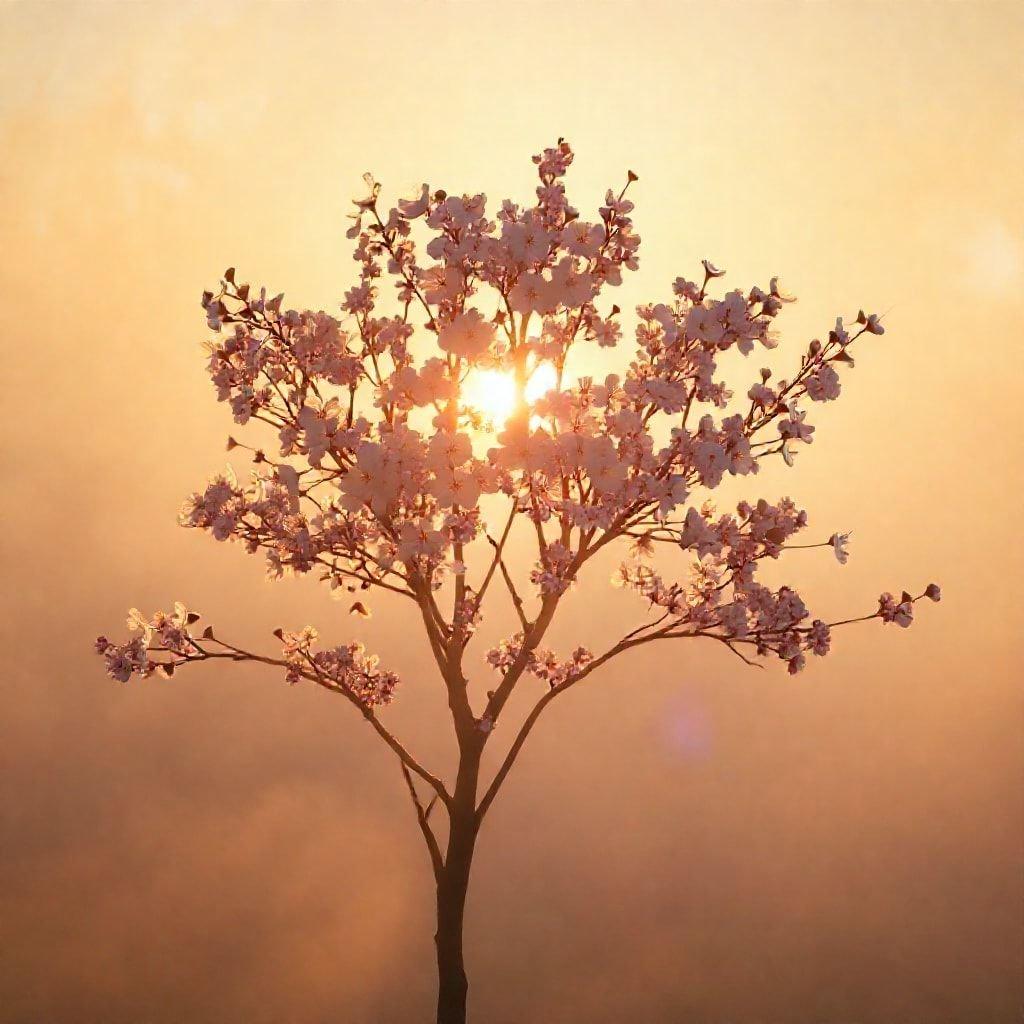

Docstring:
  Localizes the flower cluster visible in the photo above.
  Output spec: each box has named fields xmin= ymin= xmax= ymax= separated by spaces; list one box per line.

xmin=611 ymin=496 xmax=937 ymax=674
xmin=277 ymin=626 xmax=398 ymax=707
xmin=95 ymin=634 xmax=150 ymax=682
xmin=878 ymin=586 xmax=941 ymax=629
xmin=486 ymin=633 xmax=594 ymax=690
xmin=95 ymin=604 xmax=199 ymax=681
xmin=188 ymin=144 xmax=901 ymax=619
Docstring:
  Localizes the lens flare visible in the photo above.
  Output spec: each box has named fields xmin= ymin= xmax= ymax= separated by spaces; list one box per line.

xmin=461 ymin=362 xmax=559 ymax=430
xmin=524 ymin=361 xmax=558 ymax=404
xmin=460 ymin=369 xmax=517 ymax=427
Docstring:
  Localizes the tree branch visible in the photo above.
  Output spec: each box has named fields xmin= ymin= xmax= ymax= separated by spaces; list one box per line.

xmin=473 ymin=507 xmax=518 ymax=621
xmin=399 ymin=761 xmax=445 ymax=882
xmin=496 ymin=550 xmax=530 ymax=631
xmin=476 ymin=631 xmax=657 ymax=822
xmin=198 ymin=639 xmax=452 ymax=807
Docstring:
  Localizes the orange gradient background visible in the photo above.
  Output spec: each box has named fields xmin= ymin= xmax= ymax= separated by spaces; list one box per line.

xmin=1 ymin=2 xmax=1021 ymax=1022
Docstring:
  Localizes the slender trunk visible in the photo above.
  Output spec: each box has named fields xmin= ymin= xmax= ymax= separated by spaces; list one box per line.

xmin=435 ymin=742 xmax=481 ymax=1024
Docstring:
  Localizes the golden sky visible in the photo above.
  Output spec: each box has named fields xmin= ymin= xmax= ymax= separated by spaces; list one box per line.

xmin=1 ymin=2 xmax=1022 ymax=1021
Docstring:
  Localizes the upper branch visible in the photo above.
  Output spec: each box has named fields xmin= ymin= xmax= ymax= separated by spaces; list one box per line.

xmin=476 ymin=583 xmax=940 ymax=821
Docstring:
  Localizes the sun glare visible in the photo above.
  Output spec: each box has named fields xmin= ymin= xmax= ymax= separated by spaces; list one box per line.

xmin=461 ymin=362 xmax=559 ymax=431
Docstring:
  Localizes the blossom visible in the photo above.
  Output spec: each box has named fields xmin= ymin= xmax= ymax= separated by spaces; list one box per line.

xmin=97 ymin=635 xmax=149 ymax=682
xmin=692 ymin=440 xmax=729 ymax=488
xmin=502 ymin=214 xmax=552 ymax=267
xmin=397 ymin=183 xmax=429 ymax=220
xmin=806 ymin=363 xmax=842 ymax=402
xmin=778 ymin=405 xmax=815 ymax=443
xmin=508 ymin=272 xmax=556 ymax=315
xmin=879 ymin=591 xmax=914 ymax=627
xmin=530 ymin=542 xmax=575 ymax=596
xmin=858 ymin=309 xmax=885 ymax=335
xmin=830 ymin=532 xmax=851 ymax=565
xmin=591 ymin=317 xmax=622 ymax=348
xmin=748 ymin=381 xmax=776 ymax=408
xmin=561 ymin=220 xmax=603 ymax=258
xmin=438 ymin=309 xmax=496 ymax=361
xmin=397 ymin=519 xmax=447 ymax=565
xmin=807 ymin=619 xmax=831 ymax=656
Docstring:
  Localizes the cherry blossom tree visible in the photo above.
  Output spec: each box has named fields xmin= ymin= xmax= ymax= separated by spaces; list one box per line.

xmin=95 ymin=141 xmax=938 ymax=1024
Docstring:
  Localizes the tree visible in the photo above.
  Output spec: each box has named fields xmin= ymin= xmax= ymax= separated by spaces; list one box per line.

xmin=95 ymin=141 xmax=938 ymax=1024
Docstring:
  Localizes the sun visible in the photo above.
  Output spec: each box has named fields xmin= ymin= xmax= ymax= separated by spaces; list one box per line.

xmin=461 ymin=362 xmax=559 ymax=431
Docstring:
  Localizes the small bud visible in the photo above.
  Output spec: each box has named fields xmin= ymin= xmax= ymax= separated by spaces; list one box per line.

xmin=226 ymin=436 xmax=238 ymax=451
xmin=627 ymin=170 xmax=639 ymax=183
xmin=925 ymin=583 xmax=941 ymax=602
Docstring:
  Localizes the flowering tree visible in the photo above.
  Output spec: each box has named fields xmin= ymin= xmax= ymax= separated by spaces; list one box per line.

xmin=96 ymin=142 xmax=938 ymax=1024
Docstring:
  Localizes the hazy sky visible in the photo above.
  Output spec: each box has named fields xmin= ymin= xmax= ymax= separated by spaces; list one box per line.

xmin=1 ymin=2 xmax=1022 ymax=1022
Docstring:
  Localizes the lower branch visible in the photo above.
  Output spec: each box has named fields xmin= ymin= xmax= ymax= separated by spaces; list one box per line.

xmin=400 ymin=762 xmax=445 ymax=882
xmin=191 ymin=638 xmax=453 ymax=808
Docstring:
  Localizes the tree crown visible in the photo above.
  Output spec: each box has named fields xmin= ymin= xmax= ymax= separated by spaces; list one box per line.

xmin=96 ymin=141 xmax=937 ymax=764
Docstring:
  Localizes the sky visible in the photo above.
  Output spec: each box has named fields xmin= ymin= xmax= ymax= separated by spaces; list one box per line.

xmin=1 ymin=1 xmax=1022 ymax=1021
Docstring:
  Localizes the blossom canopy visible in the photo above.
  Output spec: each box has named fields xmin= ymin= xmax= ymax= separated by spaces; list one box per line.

xmin=98 ymin=140 xmax=937 ymax=705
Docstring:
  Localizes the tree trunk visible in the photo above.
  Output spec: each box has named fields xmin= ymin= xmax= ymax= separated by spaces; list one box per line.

xmin=435 ymin=745 xmax=480 ymax=1024
xmin=435 ymin=830 xmax=473 ymax=1023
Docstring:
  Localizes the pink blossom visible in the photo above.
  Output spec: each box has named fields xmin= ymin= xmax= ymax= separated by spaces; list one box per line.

xmin=438 ymin=309 xmax=495 ymax=361
xmin=830 ymin=532 xmax=851 ymax=565
xmin=806 ymin=364 xmax=842 ymax=402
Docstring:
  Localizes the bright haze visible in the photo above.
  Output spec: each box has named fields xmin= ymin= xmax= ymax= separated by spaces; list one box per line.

xmin=1 ymin=2 xmax=1021 ymax=1022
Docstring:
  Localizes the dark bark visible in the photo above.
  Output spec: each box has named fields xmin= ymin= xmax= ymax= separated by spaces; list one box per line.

xmin=434 ymin=742 xmax=481 ymax=1024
